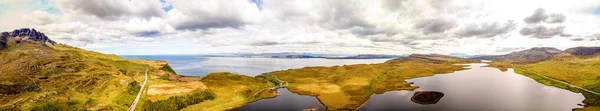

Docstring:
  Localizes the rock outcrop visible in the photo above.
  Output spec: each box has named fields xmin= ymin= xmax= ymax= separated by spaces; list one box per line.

xmin=0 ymin=28 xmax=56 ymax=50
xmin=564 ymin=47 xmax=600 ymax=56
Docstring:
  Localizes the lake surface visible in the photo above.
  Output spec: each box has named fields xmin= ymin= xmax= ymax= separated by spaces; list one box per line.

xmin=121 ymin=55 xmax=586 ymax=110
xmin=235 ymin=88 xmax=326 ymax=111
xmin=360 ymin=63 xmax=585 ymax=111
xmin=120 ymin=55 xmax=389 ymax=76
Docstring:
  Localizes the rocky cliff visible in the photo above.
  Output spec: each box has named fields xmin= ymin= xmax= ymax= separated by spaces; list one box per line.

xmin=564 ymin=47 xmax=600 ymax=56
xmin=0 ymin=28 xmax=56 ymax=50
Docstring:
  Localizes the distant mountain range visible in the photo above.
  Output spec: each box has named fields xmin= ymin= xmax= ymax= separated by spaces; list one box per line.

xmin=471 ymin=46 xmax=600 ymax=63
xmin=203 ymin=52 xmax=408 ymax=59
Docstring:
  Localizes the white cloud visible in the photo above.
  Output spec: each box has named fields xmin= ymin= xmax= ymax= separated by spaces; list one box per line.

xmin=0 ymin=0 xmax=599 ymax=55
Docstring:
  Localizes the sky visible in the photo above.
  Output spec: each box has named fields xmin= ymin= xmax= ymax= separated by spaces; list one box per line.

xmin=0 ymin=0 xmax=599 ymax=55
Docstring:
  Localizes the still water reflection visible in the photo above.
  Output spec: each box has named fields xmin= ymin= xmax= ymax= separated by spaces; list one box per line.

xmin=360 ymin=63 xmax=585 ymax=111
xmin=120 ymin=55 xmax=389 ymax=76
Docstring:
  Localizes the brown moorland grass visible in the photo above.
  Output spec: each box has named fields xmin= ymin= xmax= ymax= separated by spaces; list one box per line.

xmin=263 ymin=54 xmax=475 ymax=110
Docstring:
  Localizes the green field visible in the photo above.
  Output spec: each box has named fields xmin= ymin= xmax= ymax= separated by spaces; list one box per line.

xmin=0 ymin=38 xmax=174 ymax=110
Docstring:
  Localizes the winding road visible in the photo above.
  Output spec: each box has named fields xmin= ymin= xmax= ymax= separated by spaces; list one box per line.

xmin=511 ymin=64 xmax=600 ymax=96
xmin=128 ymin=65 xmax=150 ymax=111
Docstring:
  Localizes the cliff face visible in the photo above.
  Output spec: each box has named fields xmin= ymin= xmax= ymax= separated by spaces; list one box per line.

xmin=0 ymin=28 xmax=56 ymax=50
xmin=564 ymin=47 xmax=600 ymax=56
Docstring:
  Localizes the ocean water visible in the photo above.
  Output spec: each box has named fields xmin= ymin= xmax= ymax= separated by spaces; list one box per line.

xmin=120 ymin=55 xmax=389 ymax=76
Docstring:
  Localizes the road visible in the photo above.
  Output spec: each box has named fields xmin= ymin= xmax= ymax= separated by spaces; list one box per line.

xmin=128 ymin=65 xmax=150 ymax=111
xmin=511 ymin=64 xmax=600 ymax=96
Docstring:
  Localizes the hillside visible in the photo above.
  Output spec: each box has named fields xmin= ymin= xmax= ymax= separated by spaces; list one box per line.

xmin=482 ymin=46 xmax=600 ymax=110
xmin=0 ymin=28 xmax=186 ymax=110
xmin=261 ymin=54 xmax=477 ymax=110
xmin=512 ymin=47 xmax=600 ymax=110
xmin=473 ymin=47 xmax=562 ymax=63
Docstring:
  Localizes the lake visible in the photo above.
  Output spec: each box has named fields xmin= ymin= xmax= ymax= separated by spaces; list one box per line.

xmin=359 ymin=63 xmax=585 ymax=111
xmin=120 ymin=55 xmax=586 ymax=110
xmin=120 ymin=55 xmax=389 ymax=76
xmin=237 ymin=63 xmax=585 ymax=111
xmin=235 ymin=88 xmax=326 ymax=111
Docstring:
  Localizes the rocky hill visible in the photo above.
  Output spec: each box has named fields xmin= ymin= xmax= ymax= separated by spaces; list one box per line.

xmin=564 ymin=46 xmax=600 ymax=56
xmin=0 ymin=28 xmax=56 ymax=50
xmin=473 ymin=47 xmax=562 ymax=62
xmin=0 ymin=28 xmax=179 ymax=110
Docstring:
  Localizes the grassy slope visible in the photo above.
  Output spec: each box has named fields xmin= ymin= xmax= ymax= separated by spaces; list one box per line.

xmin=263 ymin=55 xmax=475 ymax=110
xmin=507 ymin=53 xmax=600 ymax=110
xmin=0 ymin=38 xmax=172 ymax=110
xmin=486 ymin=52 xmax=600 ymax=110
xmin=182 ymin=72 xmax=276 ymax=111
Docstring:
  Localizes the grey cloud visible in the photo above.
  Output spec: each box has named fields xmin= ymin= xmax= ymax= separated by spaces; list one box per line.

xmin=519 ymin=26 xmax=565 ymax=39
xmin=383 ymin=0 xmax=408 ymax=11
xmin=318 ymin=1 xmax=376 ymax=30
xmin=547 ymin=14 xmax=566 ymax=23
xmin=454 ymin=21 xmax=516 ymax=38
xmin=136 ymin=31 xmax=161 ymax=37
xmin=58 ymin=0 xmax=165 ymax=20
xmin=250 ymin=41 xmax=282 ymax=46
xmin=415 ymin=18 xmax=457 ymax=35
xmin=173 ymin=18 xmax=245 ymax=31
xmin=524 ymin=8 xmax=548 ymax=24
xmin=559 ymin=33 xmax=572 ymax=37
xmin=588 ymin=34 xmax=600 ymax=41
xmin=267 ymin=0 xmax=392 ymax=36
xmin=523 ymin=8 xmax=566 ymax=24
xmin=570 ymin=38 xmax=584 ymax=41
xmin=496 ymin=47 xmax=526 ymax=53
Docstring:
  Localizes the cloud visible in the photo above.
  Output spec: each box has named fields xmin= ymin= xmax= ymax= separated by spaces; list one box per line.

xmin=55 ymin=0 xmax=166 ymax=20
xmin=454 ymin=21 xmax=516 ymax=38
xmin=519 ymin=25 xmax=565 ymax=39
xmin=524 ymin=8 xmax=548 ymax=24
xmin=523 ymin=8 xmax=567 ymax=24
xmin=250 ymin=41 xmax=281 ymax=46
xmin=415 ymin=18 xmax=457 ymax=35
xmin=570 ymin=38 xmax=584 ymax=41
xmin=167 ymin=0 xmax=261 ymax=31
xmin=3 ymin=0 xmax=600 ymax=55
xmin=495 ymin=47 xmax=526 ymax=53
xmin=547 ymin=14 xmax=566 ymax=23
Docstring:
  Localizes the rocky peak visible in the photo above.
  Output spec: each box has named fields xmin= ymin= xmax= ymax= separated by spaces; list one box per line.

xmin=0 ymin=28 xmax=56 ymax=50
xmin=564 ymin=47 xmax=600 ymax=56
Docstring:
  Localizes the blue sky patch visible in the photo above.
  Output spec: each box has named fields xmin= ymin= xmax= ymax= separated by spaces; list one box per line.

xmin=250 ymin=0 xmax=263 ymax=11
xmin=160 ymin=0 xmax=173 ymax=12
xmin=593 ymin=6 xmax=600 ymax=15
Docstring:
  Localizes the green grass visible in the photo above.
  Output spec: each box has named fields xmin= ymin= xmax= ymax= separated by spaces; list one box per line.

xmin=143 ymin=90 xmax=216 ymax=111
xmin=0 ymin=38 xmax=160 ymax=110
xmin=181 ymin=72 xmax=277 ymax=111
xmin=259 ymin=55 xmax=473 ymax=110
xmin=490 ymin=53 xmax=600 ymax=110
